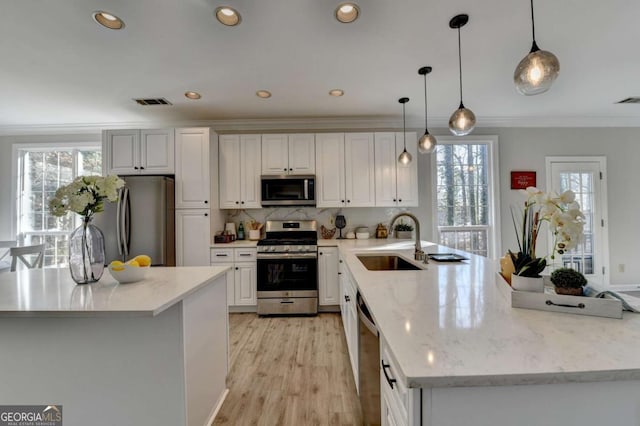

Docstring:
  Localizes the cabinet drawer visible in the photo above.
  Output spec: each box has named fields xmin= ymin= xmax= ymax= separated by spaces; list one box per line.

xmin=210 ymin=248 xmax=234 ymax=263
xmin=381 ymin=337 xmax=409 ymax=423
xmin=234 ymin=248 xmax=257 ymax=262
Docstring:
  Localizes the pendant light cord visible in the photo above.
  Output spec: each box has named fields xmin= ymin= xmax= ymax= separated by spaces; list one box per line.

xmin=457 ymin=27 xmax=464 ymax=106
xmin=530 ymin=0 xmax=536 ymax=42
xmin=423 ymin=74 xmax=428 ymax=129
xmin=403 ymin=102 xmax=407 ymax=150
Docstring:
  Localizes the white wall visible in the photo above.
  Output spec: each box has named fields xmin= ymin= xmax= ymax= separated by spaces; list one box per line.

xmin=2 ymin=126 xmax=639 ymax=285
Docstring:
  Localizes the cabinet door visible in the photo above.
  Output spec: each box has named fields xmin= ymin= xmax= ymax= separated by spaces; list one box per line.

xmin=374 ymin=132 xmax=399 ymax=207
xmin=318 ymin=247 xmax=339 ymax=305
xmin=219 ymin=135 xmax=241 ymax=209
xmin=240 ymin=135 xmax=262 ymax=208
xmin=234 ymin=263 xmax=257 ymax=305
xmin=315 ymin=133 xmax=346 ymax=208
xmin=261 ymin=134 xmax=289 ymax=175
xmin=140 ymin=129 xmax=175 ymax=174
xmin=395 ymin=132 xmax=419 ymax=207
xmin=104 ymin=130 xmax=140 ymax=175
xmin=176 ymin=209 xmax=211 ymax=266
xmin=175 ymin=128 xmax=210 ymax=209
xmin=345 ymin=133 xmax=376 ymax=207
xmin=288 ymin=134 xmax=315 ymax=175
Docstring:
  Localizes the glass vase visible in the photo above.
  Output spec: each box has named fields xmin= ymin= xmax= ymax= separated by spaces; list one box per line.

xmin=69 ymin=216 xmax=105 ymax=284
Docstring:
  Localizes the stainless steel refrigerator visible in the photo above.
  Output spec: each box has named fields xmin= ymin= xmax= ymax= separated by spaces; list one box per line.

xmin=94 ymin=175 xmax=175 ymax=266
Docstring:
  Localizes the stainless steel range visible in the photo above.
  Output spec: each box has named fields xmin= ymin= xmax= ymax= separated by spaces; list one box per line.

xmin=256 ymin=220 xmax=318 ymax=315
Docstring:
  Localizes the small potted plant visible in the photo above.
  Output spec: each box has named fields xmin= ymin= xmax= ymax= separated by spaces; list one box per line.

xmin=394 ymin=222 xmax=413 ymax=239
xmin=550 ymin=267 xmax=587 ymax=296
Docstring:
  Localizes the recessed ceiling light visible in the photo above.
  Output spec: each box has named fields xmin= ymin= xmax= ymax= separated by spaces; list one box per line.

xmin=215 ymin=7 xmax=241 ymax=26
xmin=335 ymin=3 xmax=359 ymax=23
xmin=256 ymin=90 xmax=272 ymax=99
xmin=185 ymin=91 xmax=201 ymax=100
xmin=92 ymin=11 xmax=125 ymax=30
xmin=329 ymin=89 xmax=344 ymax=97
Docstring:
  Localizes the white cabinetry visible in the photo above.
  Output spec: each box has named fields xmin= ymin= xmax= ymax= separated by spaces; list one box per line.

xmin=380 ymin=335 xmax=421 ymax=426
xmin=103 ymin=129 xmax=175 ymax=175
xmin=339 ymin=254 xmax=359 ymax=391
xmin=219 ymin=135 xmax=262 ymax=209
xmin=175 ymin=128 xmax=210 ymax=209
xmin=318 ymin=246 xmax=339 ymax=306
xmin=176 ymin=209 xmax=211 ymax=266
xmin=374 ymin=132 xmax=418 ymax=207
xmin=261 ymin=133 xmax=315 ymax=175
xmin=211 ymin=248 xmax=257 ymax=307
xmin=316 ymin=133 xmax=375 ymax=208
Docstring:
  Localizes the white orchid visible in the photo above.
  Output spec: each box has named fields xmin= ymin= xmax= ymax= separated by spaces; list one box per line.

xmin=48 ymin=175 xmax=125 ymax=219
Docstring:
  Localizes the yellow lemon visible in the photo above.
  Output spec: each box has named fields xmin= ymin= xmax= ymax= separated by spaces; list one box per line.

xmin=133 ymin=255 xmax=151 ymax=267
xmin=111 ymin=266 xmax=125 ymax=272
xmin=127 ymin=260 xmax=140 ymax=268
xmin=110 ymin=260 xmax=124 ymax=268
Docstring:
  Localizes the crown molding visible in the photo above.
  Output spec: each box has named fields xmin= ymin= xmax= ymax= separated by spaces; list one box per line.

xmin=0 ymin=115 xmax=639 ymax=136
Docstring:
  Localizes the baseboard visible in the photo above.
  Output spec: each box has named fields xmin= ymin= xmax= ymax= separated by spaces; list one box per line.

xmin=318 ymin=305 xmax=340 ymax=313
xmin=204 ymin=388 xmax=229 ymax=426
xmin=228 ymin=306 xmax=257 ymax=313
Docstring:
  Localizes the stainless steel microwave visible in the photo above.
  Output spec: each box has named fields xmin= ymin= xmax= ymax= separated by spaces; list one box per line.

xmin=261 ymin=175 xmax=316 ymax=206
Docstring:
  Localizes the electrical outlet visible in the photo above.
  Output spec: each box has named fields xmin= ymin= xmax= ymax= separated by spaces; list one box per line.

xmin=329 ymin=215 xmax=334 ymax=225
xmin=618 ymin=264 xmax=625 ymax=273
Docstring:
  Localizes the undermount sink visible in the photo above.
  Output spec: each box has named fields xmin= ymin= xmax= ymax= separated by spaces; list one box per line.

xmin=357 ymin=254 xmax=422 ymax=271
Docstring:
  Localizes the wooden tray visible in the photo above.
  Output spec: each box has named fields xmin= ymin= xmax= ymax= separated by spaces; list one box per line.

xmin=495 ymin=272 xmax=623 ymax=319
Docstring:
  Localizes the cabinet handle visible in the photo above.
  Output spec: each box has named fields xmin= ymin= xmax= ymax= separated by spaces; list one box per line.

xmin=134 ymin=166 xmax=139 ymax=170
xmin=235 ymin=267 xmax=239 ymax=270
xmin=339 ymin=260 xmax=343 ymax=263
xmin=235 ymin=201 xmax=239 ymax=205
xmin=140 ymin=166 xmax=145 ymax=170
xmin=381 ymin=360 xmax=397 ymax=390
xmin=241 ymin=201 xmax=245 ymax=204
xmin=341 ymin=200 xmax=345 ymax=203
xmin=204 ymin=200 xmax=208 ymax=204
xmin=239 ymin=253 xmax=251 ymax=257
xmin=216 ymin=254 xmax=229 ymax=257
xmin=344 ymin=295 xmax=350 ymax=302
xmin=393 ymin=199 xmax=396 ymax=202
xmin=398 ymin=199 xmax=402 ymax=202
xmin=319 ymin=252 xmax=323 ymax=255
xmin=347 ymin=200 xmax=351 ymax=203
xmin=338 ymin=272 xmax=342 ymax=275
xmin=284 ymin=168 xmax=287 ymax=171
xmin=289 ymin=168 xmax=293 ymax=171
xmin=204 ymin=213 xmax=208 ymax=217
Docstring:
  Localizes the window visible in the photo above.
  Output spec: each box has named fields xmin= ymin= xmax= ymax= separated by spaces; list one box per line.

xmin=546 ymin=157 xmax=609 ymax=285
xmin=15 ymin=144 xmax=101 ymax=267
xmin=431 ymin=136 xmax=500 ymax=258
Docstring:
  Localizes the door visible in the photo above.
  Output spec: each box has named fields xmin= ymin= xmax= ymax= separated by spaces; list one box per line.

xmin=374 ymin=132 xmax=398 ymax=207
xmin=547 ymin=157 xmax=609 ymax=285
xmin=318 ymin=247 xmax=339 ymax=305
xmin=240 ymin=135 xmax=262 ymax=208
xmin=257 ymin=256 xmax=318 ymax=293
xmin=175 ymin=128 xmax=210 ymax=209
xmin=140 ymin=129 xmax=174 ymax=174
xmin=316 ymin=133 xmax=346 ymax=208
xmin=176 ymin=209 xmax=210 ymax=266
xmin=104 ymin=130 xmax=139 ymax=175
xmin=345 ymin=133 xmax=375 ymax=207
xmin=395 ymin=132 xmax=419 ymax=207
xmin=219 ymin=135 xmax=241 ymax=209
xmin=261 ymin=134 xmax=289 ymax=175
xmin=288 ymin=134 xmax=315 ymax=174
xmin=235 ymin=263 xmax=257 ymax=305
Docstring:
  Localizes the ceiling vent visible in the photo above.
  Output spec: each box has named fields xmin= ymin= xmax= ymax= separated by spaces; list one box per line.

xmin=133 ymin=98 xmax=172 ymax=106
xmin=616 ymin=97 xmax=640 ymax=104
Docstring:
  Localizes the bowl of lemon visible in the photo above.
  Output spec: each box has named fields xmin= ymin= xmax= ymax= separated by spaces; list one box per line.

xmin=108 ymin=255 xmax=151 ymax=284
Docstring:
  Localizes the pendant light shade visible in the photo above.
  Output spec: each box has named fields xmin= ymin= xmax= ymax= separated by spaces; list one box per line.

xmin=449 ymin=14 xmax=475 ymax=136
xmin=398 ymin=97 xmax=412 ymax=165
xmin=514 ymin=0 xmax=560 ymax=95
xmin=418 ymin=66 xmax=437 ymax=154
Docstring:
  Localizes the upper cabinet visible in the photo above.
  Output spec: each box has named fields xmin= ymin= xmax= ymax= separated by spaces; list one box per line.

xmin=175 ymin=128 xmax=210 ymax=209
xmin=261 ymin=134 xmax=315 ymax=175
xmin=374 ymin=132 xmax=418 ymax=207
xmin=219 ymin=134 xmax=261 ymax=209
xmin=316 ymin=133 xmax=375 ymax=208
xmin=103 ymin=129 xmax=174 ymax=175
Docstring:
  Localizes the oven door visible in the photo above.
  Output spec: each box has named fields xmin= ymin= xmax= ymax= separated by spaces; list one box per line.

xmin=257 ymin=252 xmax=318 ymax=297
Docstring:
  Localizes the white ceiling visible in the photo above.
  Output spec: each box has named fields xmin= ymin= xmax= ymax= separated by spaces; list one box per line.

xmin=2 ymin=0 xmax=640 ymax=132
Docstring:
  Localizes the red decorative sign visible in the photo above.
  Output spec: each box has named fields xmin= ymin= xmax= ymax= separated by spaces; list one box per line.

xmin=511 ymin=171 xmax=536 ymax=190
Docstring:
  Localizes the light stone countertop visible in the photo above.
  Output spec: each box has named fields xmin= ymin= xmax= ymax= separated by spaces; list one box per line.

xmin=211 ymin=240 xmax=259 ymax=248
xmin=0 ymin=266 xmax=229 ymax=317
xmin=332 ymin=239 xmax=640 ymax=388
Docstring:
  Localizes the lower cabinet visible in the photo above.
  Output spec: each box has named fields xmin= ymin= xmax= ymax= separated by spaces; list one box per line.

xmin=176 ymin=209 xmax=211 ymax=266
xmin=210 ymin=248 xmax=257 ymax=307
xmin=339 ymin=254 xmax=359 ymax=393
xmin=380 ymin=335 xmax=421 ymax=426
xmin=318 ymin=246 xmax=339 ymax=306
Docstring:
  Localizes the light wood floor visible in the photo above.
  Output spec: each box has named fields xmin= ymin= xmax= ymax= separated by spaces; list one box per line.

xmin=212 ymin=313 xmax=363 ymax=426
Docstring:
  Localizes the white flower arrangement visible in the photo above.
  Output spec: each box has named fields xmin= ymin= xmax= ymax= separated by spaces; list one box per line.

xmin=49 ymin=175 xmax=125 ymax=219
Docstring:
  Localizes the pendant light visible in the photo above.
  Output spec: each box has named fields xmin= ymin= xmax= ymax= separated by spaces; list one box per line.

xmin=448 ymin=14 xmax=476 ymax=136
xmin=417 ymin=66 xmax=436 ymax=154
xmin=398 ymin=97 xmax=412 ymax=165
xmin=513 ymin=0 xmax=560 ymax=95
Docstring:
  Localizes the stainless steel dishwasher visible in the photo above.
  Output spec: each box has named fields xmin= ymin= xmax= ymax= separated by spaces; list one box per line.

xmin=357 ymin=291 xmax=381 ymax=425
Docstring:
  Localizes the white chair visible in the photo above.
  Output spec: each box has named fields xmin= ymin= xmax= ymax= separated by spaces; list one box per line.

xmin=0 ymin=241 xmax=17 ymax=272
xmin=10 ymin=244 xmax=45 ymax=272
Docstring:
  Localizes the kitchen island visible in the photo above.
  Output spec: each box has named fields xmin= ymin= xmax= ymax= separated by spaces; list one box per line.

xmin=0 ymin=266 xmax=229 ymax=426
xmin=324 ymin=239 xmax=640 ymax=426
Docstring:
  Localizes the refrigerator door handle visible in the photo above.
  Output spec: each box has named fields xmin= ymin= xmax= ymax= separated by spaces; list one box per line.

xmin=122 ymin=187 xmax=131 ymax=259
xmin=116 ymin=188 xmax=124 ymax=257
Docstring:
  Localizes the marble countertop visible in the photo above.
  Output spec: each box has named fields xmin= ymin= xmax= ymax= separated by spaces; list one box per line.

xmin=0 ymin=266 xmax=229 ymax=317
xmin=334 ymin=239 xmax=640 ymax=388
xmin=211 ymin=240 xmax=258 ymax=248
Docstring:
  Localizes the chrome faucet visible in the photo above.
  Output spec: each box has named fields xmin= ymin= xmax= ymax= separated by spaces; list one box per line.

xmin=389 ymin=212 xmax=427 ymax=262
